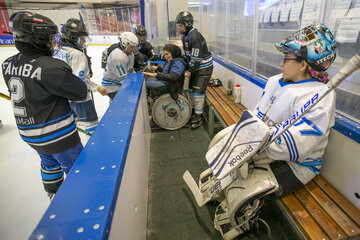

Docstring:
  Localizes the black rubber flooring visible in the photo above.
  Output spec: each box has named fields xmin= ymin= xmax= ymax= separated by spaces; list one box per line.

xmin=147 ymin=124 xmax=300 ymax=240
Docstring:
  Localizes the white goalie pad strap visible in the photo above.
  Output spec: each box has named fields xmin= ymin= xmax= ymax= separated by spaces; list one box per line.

xmin=206 ymin=110 xmax=270 ymax=179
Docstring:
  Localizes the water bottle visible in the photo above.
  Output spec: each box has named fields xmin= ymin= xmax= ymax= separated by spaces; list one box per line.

xmin=234 ymin=84 xmax=241 ymax=103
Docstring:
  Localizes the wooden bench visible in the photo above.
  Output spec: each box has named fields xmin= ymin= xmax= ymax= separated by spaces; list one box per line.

xmin=204 ymin=86 xmax=360 ymax=240
xmin=204 ymin=86 xmax=246 ymax=135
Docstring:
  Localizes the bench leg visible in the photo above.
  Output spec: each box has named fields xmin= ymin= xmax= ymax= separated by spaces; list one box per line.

xmin=209 ymin=105 xmax=214 ymax=136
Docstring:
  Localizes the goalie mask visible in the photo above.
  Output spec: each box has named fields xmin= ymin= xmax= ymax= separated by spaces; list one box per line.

xmin=60 ymin=18 xmax=89 ymax=50
xmin=275 ymin=24 xmax=337 ymax=71
xmin=9 ymin=11 xmax=58 ymax=54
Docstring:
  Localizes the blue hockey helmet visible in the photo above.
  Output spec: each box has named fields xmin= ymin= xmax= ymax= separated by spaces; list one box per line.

xmin=275 ymin=24 xmax=337 ymax=71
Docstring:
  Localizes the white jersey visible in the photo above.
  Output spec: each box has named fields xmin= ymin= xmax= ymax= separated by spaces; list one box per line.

xmin=254 ymin=74 xmax=335 ymax=182
xmin=54 ymin=46 xmax=99 ymax=102
xmin=102 ymin=48 xmax=134 ymax=93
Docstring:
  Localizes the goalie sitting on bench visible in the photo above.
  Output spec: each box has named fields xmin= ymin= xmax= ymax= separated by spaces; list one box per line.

xmin=193 ymin=24 xmax=338 ymax=240
xmin=142 ymin=44 xmax=187 ymax=101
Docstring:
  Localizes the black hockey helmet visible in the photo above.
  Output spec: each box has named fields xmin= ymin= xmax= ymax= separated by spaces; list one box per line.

xmin=134 ymin=25 xmax=147 ymax=36
xmin=60 ymin=18 xmax=89 ymax=49
xmin=9 ymin=11 xmax=58 ymax=51
xmin=176 ymin=11 xmax=194 ymax=30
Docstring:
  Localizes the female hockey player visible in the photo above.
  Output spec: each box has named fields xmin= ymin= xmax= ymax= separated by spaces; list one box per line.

xmin=142 ymin=43 xmax=187 ymax=101
xmin=256 ymin=24 xmax=337 ymax=196
xmin=194 ymin=24 xmax=337 ymax=240
xmin=55 ymin=18 xmax=107 ymax=134
xmin=101 ymin=31 xmax=138 ymax=101
xmin=2 ymin=12 xmax=88 ymax=199
xmin=176 ymin=11 xmax=213 ymax=129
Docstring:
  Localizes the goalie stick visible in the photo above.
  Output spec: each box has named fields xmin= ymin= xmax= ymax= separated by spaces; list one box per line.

xmin=0 ymin=92 xmax=93 ymax=136
xmin=184 ymin=54 xmax=360 ymax=207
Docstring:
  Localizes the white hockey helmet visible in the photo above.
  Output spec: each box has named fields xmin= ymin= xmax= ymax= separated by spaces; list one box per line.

xmin=120 ymin=32 xmax=138 ymax=50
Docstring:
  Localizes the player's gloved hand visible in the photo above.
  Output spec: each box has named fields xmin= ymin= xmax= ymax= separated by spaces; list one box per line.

xmin=143 ymin=67 xmax=152 ymax=73
xmin=97 ymin=86 xmax=108 ymax=96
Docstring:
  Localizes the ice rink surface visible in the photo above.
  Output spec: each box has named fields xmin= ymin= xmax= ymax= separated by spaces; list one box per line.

xmin=0 ymin=45 xmax=110 ymax=240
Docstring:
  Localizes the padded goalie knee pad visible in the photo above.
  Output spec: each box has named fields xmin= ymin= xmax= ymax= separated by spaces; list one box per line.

xmin=214 ymin=163 xmax=279 ymax=240
xmin=41 ymin=164 xmax=64 ymax=194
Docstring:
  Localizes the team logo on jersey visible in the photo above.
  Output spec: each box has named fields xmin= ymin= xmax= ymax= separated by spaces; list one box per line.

xmin=269 ymin=96 xmax=276 ymax=104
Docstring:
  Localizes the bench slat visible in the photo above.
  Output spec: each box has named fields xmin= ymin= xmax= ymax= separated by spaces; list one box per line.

xmin=227 ymin=101 xmax=244 ymax=120
xmin=305 ymin=181 xmax=360 ymax=238
xmin=207 ymin=88 xmax=239 ymax=124
xmin=212 ymin=101 xmax=236 ymax=125
xmin=217 ymin=86 xmax=235 ymax=101
xmin=212 ymin=86 xmax=233 ymax=103
xmin=206 ymin=90 xmax=218 ymax=104
xmin=282 ymin=194 xmax=330 ymax=240
xmin=294 ymin=187 xmax=346 ymax=240
xmin=313 ymin=175 xmax=360 ymax=227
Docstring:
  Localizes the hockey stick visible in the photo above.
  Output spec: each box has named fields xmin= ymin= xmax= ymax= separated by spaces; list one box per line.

xmin=184 ymin=54 xmax=360 ymax=207
xmin=0 ymin=92 xmax=11 ymax=101
xmin=0 ymin=92 xmax=93 ymax=136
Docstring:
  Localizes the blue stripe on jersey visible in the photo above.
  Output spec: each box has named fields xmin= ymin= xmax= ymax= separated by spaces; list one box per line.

xmin=282 ymin=133 xmax=293 ymax=161
xmin=286 ymin=130 xmax=299 ymax=162
xmin=278 ymin=78 xmax=318 ymax=87
xmin=203 ymin=54 xmax=212 ymax=60
xmin=120 ymin=65 xmax=126 ymax=75
xmin=102 ymin=78 xmax=122 ymax=86
xmin=199 ymin=60 xmax=213 ymax=68
xmin=191 ymin=56 xmax=202 ymax=61
xmin=284 ymin=131 xmax=297 ymax=161
xmin=17 ymin=112 xmax=72 ymax=129
xmin=21 ymin=124 xmax=76 ymax=143
xmin=116 ymin=65 xmax=123 ymax=76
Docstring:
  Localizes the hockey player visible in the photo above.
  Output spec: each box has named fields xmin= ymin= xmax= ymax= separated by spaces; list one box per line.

xmin=134 ymin=25 xmax=155 ymax=61
xmin=142 ymin=44 xmax=187 ymax=100
xmin=102 ymin=31 xmax=138 ymax=101
xmin=190 ymin=24 xmax=338 ymax=239
xmin=55 ymin=18 xmax=107 ymax=134
xmin=2 ymin=12 xmax=88 ymax=199
xmin=133 ymin=25 xmax=157 ymax=72
xmin=176 ymin=11 xmax=213 ymax=129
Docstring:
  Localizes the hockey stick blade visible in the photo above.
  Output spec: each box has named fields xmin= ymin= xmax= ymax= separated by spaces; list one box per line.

xmin=183 ymin=171 xmax=209 ymax=207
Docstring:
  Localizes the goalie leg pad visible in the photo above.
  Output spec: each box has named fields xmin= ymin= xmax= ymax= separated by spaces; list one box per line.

xmin=214 ymin=163 xmax=279 ymax=240
xmin=206 ymin=110 xmax=270 ymax=179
